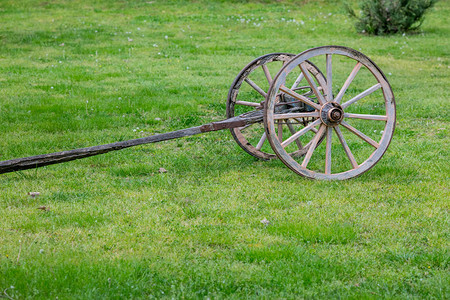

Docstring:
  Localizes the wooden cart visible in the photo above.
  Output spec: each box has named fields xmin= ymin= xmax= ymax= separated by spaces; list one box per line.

xmin=0 ymin=46 xmax=396 ymax=180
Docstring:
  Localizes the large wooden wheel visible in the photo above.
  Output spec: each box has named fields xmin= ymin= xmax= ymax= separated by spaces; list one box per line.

xmin=227 ymin=53 xmax=327 ymax=160
xmin=264 ymin=46 xmax=396 ymax=180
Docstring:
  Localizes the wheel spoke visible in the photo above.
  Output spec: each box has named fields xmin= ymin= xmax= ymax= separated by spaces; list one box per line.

xmin=326 ymin=54 xmax=333 ymax=102
xmin=341 ymin=83 xmax=381 ymax=109
xmin=325 ymin=127 xmax=332 ymax=174
xmin=273 ymin=111 xmax=319 ymax=120
xmin=301 ymin=124 xmax=326 ymax=168
xmin=300 ymin=63 xmax=326 ymax=105
xmin=340 ymin=121 xmax=379 ymax=148
xmin=334 ymin=126 xmax=358 ymax=169
xmin=293 ymin=119 xmax=319 ymax=133
xmin=255 ymin=132 xmax=267 ymax=150
xmin=281 ymin=119 xmax=322 ymax=148
xmin=286 ymin=120 xmax=303 ymax=150
xmin=245 ymin=78 xmax=267 ymax=97
xmin=279 ymin=86 xmax=321 ymax=110
xmin=235 ymin=100 xmax=262 ymax=108
xmin=291 ymin=73 xmax=305 ymax=89
xmin=277 ymin=121 xmax=283 ymax=141
xmin=262 ymin=64 xmax=272 ymax=84
xmin=344 ymin=113 xmax=387 ymax=121
xmin=334 ymin=62 xmax=362 ymax=104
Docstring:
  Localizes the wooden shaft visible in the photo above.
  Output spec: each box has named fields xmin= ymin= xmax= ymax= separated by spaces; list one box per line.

xmin=0 ymin=111 xmax=264 ymax=174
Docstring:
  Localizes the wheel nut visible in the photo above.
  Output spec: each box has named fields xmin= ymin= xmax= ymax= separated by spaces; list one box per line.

xmin=330 ymin=109 xmax=342 ymax=121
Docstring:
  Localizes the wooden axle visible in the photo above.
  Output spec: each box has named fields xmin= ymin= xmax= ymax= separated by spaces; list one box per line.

xmin=0 ymin=110 xmax=264 ymax=174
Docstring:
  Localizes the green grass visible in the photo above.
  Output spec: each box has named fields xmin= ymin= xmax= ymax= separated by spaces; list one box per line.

xmin=0 ymin=0 xmax=449 ymax=298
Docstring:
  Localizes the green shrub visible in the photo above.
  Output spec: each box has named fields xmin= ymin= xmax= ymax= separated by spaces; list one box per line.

xmin=347 ymin=0 xmax=437 ymax=35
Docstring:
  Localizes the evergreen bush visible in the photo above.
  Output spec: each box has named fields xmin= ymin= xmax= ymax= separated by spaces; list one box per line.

xmin=347 ymin=0 xmax=437 ymax=35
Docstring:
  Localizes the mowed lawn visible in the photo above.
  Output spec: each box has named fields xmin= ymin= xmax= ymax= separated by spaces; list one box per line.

xmin=0 ymin=0 xmax=448 ymax=298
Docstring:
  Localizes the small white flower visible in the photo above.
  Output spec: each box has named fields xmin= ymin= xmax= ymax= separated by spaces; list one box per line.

xmin=388 ymin=72 xmax=392 ymax=75
xmin=133 ymin=129 xmax=137 ymax=132
xmin=260 ymin=218 xmax=270 ymax=226
xmin=39 ymin=249 xmax=44 ymax=254
xmin=164 ymin=35 xmax=168 ymax=39
xmin=153 ymin=44 xmax=158 ymax=47
xmin=137 ymin=27 xmax=141 ymax=30
xmin=118 ymin=97 xmax=122 ymax=100
xmin=51 ymin=86 xmax=54 ymax=89
xmin=155 ymin=117 xmax=161 ymax=121
xmin=127 ymin=37 xmax=133 ymax=42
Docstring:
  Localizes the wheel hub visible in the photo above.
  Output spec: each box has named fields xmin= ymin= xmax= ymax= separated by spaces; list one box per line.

xmin=320 ymin=102 xmax=344 ymax=126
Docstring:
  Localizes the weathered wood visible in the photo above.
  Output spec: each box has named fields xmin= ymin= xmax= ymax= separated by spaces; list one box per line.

xmin=325 ymin=126 xmax=332 ymax=174
xmin=235 ymin=100 xmax=261 ymax=108
xmin=279 ymin=86 xmax=321 ymax=110
xmin=334 ymin=62 xmax=362 ymax=104
xmin=226 ymin=54 xmax=326 ymax=161
xmin=334 ymin=126 xmax=358 ymax=169
xmin=244 ymin=78 xmax=267 ymax=97
xmin=286 ymin=120 xmax=303 ymax=150
xmin=301 ymin=124 xmax=326 ymax=168
xmin=0 ymin=111 xmax=264 ymax=174
xmin=264 ymin=46 xmax=395 ymax=180
xmin=299 ymin=63 xmax=326 ymax=105
xmin=262 ymin=64 xmax=272 ymax=84
xmin=341 ymin=83 xmax=381 ymax=109
xmin=326 ymin=54 xmax=333 ymax=102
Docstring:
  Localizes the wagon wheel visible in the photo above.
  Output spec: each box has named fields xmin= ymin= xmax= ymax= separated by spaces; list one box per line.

xmin=227 ymin=53 xmax=327 ymax=160
xmin=264 ymin=46 xmax=396 ymax=180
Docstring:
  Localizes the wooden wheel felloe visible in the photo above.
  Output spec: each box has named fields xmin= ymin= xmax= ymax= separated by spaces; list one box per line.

xmin=227 ymin=53 xmax=327 ymax=160
xmin=264 ymin=46 xmax=396 ymax=180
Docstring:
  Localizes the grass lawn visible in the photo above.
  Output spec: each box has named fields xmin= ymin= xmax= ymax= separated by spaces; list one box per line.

xmin=0 ymin=0 xmax=448 ymax=298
